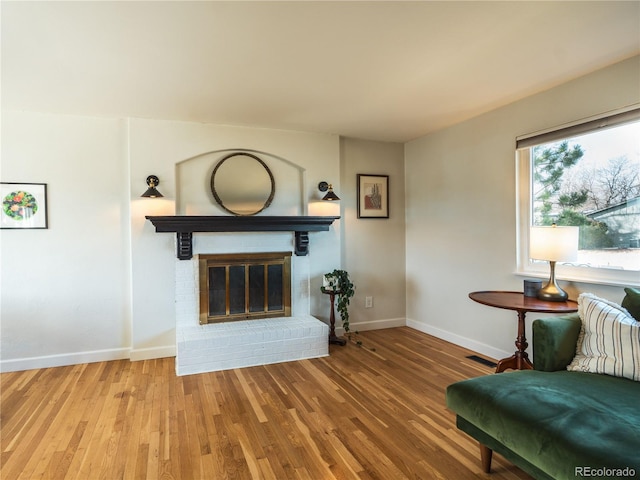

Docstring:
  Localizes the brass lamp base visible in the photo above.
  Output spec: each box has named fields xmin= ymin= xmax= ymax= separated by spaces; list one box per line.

xmin=537 ymin=261 xmax=568 ymax=302
xmin=537 ymin=283 xmax=569 ymax=302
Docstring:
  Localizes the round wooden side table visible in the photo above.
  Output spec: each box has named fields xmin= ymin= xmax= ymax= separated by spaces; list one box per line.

xmin=469 ymin=291 xmax=578 ymax=373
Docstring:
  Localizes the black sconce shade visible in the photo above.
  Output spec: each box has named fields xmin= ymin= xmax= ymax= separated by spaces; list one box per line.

xmin=318 ymin=181 xmax=340 ymax=201
xmin=141 ymin=175 xmax=163 ymax=198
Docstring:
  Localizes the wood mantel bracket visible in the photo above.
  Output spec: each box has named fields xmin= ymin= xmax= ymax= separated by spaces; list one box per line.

xmin=145 ymin=216 xmax=340 ymax=260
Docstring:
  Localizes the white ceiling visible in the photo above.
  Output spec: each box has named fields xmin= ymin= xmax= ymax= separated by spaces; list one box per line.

xmin=2 ymin=1 xmax=639 ymax=143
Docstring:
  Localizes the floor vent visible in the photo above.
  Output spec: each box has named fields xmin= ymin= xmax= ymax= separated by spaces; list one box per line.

xmin=466 ymin=355 xmax=497 ymax=368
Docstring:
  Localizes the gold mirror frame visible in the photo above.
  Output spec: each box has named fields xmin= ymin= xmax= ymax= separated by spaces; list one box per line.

xmin=210 ymin=152 xmax=276 ymax=216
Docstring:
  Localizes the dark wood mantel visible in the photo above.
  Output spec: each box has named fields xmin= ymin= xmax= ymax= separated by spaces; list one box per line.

xmin=145 ymin=215 xmax=340 ymax=259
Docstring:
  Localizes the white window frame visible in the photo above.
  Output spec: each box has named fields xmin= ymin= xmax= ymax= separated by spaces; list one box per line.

xmin=515 ymin=105 xmax=640 ymax=288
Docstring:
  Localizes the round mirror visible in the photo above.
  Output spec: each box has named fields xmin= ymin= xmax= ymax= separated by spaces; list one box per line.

xmin=211 ymin=152 xmax=275 ymax=216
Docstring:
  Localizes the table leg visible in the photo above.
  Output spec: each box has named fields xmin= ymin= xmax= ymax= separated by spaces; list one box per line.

xmin=328 ymin=291 xmax=346 ymax=346
xmin=495 ymin=310 xmax=534 ymax=373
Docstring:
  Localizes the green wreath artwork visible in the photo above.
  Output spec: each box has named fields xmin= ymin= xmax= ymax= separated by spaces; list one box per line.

xmin=2 ymin=190 xmax=38 ymax=221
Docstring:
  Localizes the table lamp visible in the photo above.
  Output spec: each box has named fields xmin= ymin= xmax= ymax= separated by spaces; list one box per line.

xmin=529 ymin=225 xmax=579 ymax=301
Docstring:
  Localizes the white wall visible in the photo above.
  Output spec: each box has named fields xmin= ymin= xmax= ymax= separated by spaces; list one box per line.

xmin=340 ymin=137 xmax=406 ymax=332
xmin=1 ymin=113 xmax=342 ymax=370
xmin=128 ymin=118 xmax=341 ymax=359
xmin=1 ymin=111 xmax=131 ymax=370
xmin=404 ymin=56 xmax=640 ymax=361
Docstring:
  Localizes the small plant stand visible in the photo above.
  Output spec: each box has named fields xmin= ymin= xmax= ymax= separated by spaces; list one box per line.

xmin=321 ymin=287 xmax=347 ymax=345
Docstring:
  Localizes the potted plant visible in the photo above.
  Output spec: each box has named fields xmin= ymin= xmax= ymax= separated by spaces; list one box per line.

xmin=322 ymin=269 xmax=355 ymax=333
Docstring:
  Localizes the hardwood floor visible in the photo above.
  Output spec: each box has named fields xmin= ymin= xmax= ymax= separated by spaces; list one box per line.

xmin=1 ymin=327 xmax=532 ymax=479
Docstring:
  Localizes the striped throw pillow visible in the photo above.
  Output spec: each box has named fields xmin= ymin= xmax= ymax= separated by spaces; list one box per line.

xmin=567 ymin=293 xmax=640 ymax=381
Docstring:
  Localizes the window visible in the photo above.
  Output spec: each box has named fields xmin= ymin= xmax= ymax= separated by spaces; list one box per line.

xmin=516 ymin=107 xmax=640 ymax=286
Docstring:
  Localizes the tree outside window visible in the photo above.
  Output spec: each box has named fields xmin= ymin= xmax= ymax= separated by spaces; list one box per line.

xmin=530 ymin=121 xmax=640 ymax=271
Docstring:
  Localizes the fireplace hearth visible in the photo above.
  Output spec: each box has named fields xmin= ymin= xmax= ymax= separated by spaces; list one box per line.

xmin=145 ymin=155 xmax=340 ymax=374
xmin=174 ymin=235 xmax=330 ymax=375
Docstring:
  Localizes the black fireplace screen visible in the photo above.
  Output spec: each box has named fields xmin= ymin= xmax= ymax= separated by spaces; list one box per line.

xmin=198 ymin=252 xmax=291 ymax=324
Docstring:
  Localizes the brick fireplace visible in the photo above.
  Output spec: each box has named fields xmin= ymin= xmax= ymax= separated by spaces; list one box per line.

xmin=150 ymin=217 xmax=340 ymax=376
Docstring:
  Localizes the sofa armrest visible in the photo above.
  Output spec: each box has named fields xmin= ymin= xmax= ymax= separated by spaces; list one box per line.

xmin=532 ymin=313 xmax=581 ymax=371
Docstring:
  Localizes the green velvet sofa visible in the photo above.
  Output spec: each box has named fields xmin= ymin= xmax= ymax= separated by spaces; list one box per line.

xmin=446 ymin=313 xmax=640 ymax=480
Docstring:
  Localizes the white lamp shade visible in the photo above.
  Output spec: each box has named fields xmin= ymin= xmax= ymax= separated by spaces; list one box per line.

xmin=530 ymin=226 xmax=579 ymax=262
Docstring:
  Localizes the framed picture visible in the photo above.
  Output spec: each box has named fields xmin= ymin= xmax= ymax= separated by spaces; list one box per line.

xmin=1 ymin=182 xmax=48 ymax=229
xmin=357 ymin=174 xmax=389 ymax=219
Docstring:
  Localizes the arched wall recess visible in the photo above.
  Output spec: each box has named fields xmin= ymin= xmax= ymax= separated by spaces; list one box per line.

xmin=175 ymin=149 xmax=306 ymax=216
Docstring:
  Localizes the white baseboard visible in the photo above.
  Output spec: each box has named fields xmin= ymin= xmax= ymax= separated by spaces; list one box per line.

xmin=0 ymin=348 xmax=130 ymax=373
xmin=406 ymin=318 xmax=511 ymax=361
xmin=0 ymin=321 xmax=508 ymax=373
xmin=334 ymin=317 xmax=406 ymax=335
xmin=130 ymin=345 xmax=176 ymax=362
xmin=0 ymin=344 xmax=177 ymax=373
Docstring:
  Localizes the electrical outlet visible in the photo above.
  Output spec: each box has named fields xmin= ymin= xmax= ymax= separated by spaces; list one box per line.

xmin=365 ymin=296 xmax=373 ymax=308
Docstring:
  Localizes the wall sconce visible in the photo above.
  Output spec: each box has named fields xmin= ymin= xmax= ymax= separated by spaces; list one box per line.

xmin=529 ymin=224 xmax=578 ymax=301
xmin=141 ymin=175 xmax=164 ymax=198
xmin=318 ymin=181 xmax=340 ymax=201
